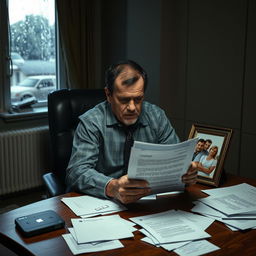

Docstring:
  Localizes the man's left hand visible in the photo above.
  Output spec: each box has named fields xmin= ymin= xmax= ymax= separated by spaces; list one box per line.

xmin=182 ymin=161 xmax=198 ymax=185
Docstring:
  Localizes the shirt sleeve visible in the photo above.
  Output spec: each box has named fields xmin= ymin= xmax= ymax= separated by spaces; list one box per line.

xmin=156 ymin=108 xmax=180 ymax=144
xmin=65 ymin=119 xmax=112 ymax=199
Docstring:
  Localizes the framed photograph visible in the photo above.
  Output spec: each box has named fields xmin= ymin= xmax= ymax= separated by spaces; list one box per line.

xmin=188 ymin=124 xmax=232 ymax=187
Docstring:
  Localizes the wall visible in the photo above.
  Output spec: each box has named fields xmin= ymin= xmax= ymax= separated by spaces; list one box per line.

xmin=126 ymin=0 xmax=161 ymax=105
xmin=101 ymin=0 xmax=161 ymax=105
xmin=160 ymin=0 xmax=256 ymax=179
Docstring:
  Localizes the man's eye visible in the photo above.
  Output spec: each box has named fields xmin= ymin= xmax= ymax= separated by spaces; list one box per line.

xmin=120 ymin=99 xmax=129 ymax=104
xmin=134 ymin=98 xmax=143 ymax=103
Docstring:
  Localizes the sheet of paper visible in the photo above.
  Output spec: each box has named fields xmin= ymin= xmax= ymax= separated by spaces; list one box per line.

xmin=141 ymin=236 xmax=160 ymax=246
xmin=214 ymin=216 xmax=256 ymax=230
xmin=193 ymin=200 xmax=256 ymax=220
xmin=202 ymin=183 xmax=256 ymax=196
xmin=199 ymin=190 xmax=256 ymax=216
xmin=178 ymin=210 xmax=215 ymax=230
xmin=161 ymin=241 xmax=191 ymax=252
xmin=174 ymin=239 xmax=220 ymax=256
xmin=62 ymin=234 xmax=123 ymax=255
xmin=61 ymin=195 xmax=126 ymax=216
xmin=140 ymin=228 xmax=160 ymax=245
xmin=130 ymin=210 xmax=210 ymax=244
xmin=71 ymin=215 xmax=134 ymax=244
xmin=139 ymin=194 xmax=157 ymax=200
xmin=191 ymin=201 xmax=227 ymax=218
xmin=141 ymin=235 xmax=190 ymax=251
xmin=140 ymin=228 xmax=190 ymax=251
xmin=192 ymin=201 xmax=256 ymax=230
xmin=128 ymin=138 xmax=197 ymax=194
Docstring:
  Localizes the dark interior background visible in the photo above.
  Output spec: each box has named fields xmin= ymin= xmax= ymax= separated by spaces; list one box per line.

xmin=101 ymin=0 xmax=256 ymax=179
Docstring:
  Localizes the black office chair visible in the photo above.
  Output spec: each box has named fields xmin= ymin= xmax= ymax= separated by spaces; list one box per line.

xmin=42 ymin=88 xmax=106 ymax=197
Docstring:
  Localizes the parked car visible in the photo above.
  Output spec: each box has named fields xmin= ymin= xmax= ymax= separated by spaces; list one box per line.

xmin=11 ymin=75 xmax=56 ymax=102
xmin=11 ymin=52 xmax=25 ymax=66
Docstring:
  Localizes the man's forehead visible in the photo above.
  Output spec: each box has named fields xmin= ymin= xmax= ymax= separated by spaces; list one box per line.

xmin=117 ymin=67 xmax=140 ymax=81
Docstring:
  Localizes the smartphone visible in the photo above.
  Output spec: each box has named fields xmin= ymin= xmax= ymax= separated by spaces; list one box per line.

xmin=15 ymin=210 xmax=65 ymax=237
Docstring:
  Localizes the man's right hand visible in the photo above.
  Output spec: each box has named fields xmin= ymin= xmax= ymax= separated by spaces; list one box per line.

xmin=105 ymin=175 xmax=151 ymax=204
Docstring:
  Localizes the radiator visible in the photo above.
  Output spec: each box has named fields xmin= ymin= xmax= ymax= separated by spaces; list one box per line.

xmin=0 ymin=126 xmax=50 ymax=196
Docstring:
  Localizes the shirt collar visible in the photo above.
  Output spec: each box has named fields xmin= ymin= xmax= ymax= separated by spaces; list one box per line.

xmin=106 ymin=101 xmax=149 ymax=128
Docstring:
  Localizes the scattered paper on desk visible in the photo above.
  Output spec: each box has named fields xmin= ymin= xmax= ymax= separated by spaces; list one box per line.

xmin=62 ymin=234 xmax=123 ymax=255
xmin=61 ymin=195 xmax=126 ymax=216
xmin=201 ymin=183 xmax=256 ymax=196
xmin=192 ymin=201 xmax=226 ymax=218
xmin=71 ymin=215 xmax=135 ymax=244
xmin=198 ymin=187 xmax=256 ymax=216
xmin=178 ymin=210 xmax=215 ymax=230
xmin=130 ymin=210 xmax=211 ymax=244
xmin=63 ymin=214 xmax=136 ymax=254
xmin=194 ymin=183 xmax=256 ymax=231
xmin=140 ymin=229 xmax=190 ymax=251
xmin=174 ymin=239 xmax=220 ymax=256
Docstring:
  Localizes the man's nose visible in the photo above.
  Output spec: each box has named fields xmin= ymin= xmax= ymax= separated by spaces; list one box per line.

xmin=127 ymin=100 xmax=136 ymax=111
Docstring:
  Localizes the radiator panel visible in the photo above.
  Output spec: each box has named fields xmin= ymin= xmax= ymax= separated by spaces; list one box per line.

xmin=0 ymin=126 xmax=50 ymax=196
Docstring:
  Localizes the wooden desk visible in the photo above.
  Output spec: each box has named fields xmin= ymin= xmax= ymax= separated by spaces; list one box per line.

xmin=1 ymin=174 xmax=256 ymax=256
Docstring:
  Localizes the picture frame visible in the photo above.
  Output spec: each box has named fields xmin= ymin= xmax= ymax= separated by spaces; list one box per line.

xmin=188 ymin=124 xmax=232 ymax=187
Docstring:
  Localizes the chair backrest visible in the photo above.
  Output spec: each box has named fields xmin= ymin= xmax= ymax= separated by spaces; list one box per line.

xmin=48 ymin=89 xmax=106 ymax=184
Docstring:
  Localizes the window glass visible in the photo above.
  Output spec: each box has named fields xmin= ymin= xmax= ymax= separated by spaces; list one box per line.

xmin=9 ymin=0 xmax=56 ymax=108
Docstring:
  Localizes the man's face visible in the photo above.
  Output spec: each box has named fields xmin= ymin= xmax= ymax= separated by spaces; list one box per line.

xmin=105 ymin=69 xmax=144 ymax=126
xmin=195 ymin=141 xmax=205 ymax=152
xmin=204 ymin=141 xmax=212 ymax=150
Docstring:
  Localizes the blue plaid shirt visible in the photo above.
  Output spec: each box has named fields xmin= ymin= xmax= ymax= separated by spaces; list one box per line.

xmin=66 ymin=101 xmax=180 ymax=198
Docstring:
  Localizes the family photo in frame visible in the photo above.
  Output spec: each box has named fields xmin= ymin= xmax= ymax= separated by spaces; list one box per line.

xmin=188 ymin=124 xmax=232 ymax=186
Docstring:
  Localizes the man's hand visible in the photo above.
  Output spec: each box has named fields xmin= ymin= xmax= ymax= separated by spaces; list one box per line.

xmin=106 ymin=175 xmax=151 ymax=204
xmin=182 ymin=161 xmax=198 ymax=185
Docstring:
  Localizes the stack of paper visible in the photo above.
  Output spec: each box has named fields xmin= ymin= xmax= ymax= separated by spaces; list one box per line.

xmin=191 ymin=183 xmax=256 ymax=231
xmin=63 ymin=214 xmax=137 ymax=255
xmin=61 ymin=195 xmax=127 ymax=217
xmin=130 ymin=209 xmax=220 ymax=255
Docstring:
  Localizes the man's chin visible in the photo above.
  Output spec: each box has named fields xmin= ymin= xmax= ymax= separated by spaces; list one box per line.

xmin=122 ymin=118 xmax=138 ymax=126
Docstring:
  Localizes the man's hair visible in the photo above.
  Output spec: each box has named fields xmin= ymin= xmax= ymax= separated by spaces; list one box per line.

xmin=205 ymin=139 xmax=212 ymax=144
xmin=104 ymin=60 xmax=148 ymax=93
xmin=198 ymin=138 xmax=205 ymax=143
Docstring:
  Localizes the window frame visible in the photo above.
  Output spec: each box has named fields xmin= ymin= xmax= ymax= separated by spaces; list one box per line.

xmin=0 ymin=0 xmax=64 ymax=122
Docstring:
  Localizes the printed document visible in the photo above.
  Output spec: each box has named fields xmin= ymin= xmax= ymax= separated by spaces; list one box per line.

xmin=201 ymin=183 xmax=256 ymax=196
xmin=199 ymin=187 xmax=256 ymax=216
xmin=61 ymin=195 xmax=126 ymax=216
xmin=128 ymin=138 xmax=197 ymax=194
xmin=71 ymin=215 xmax=135 ymax=244
xmin=62 ymin=234 xmax=123 ymax=255
xmin=174 ymin=239 xmax=220 ymax=256
xmin=130 ymin=209 xmax=210 ymax=244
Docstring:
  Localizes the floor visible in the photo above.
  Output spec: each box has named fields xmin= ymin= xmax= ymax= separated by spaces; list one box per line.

xmin=0 ymin=187 xmax=46 ymax=256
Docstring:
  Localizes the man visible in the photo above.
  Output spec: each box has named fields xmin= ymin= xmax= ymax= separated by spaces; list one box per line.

xmin=203 ymin=139 xmax=212 ymax=155
xmin=192 ymin=139 xmax=205 ymax=161
xmin=66 ymin=60 xmax=197 ymax=204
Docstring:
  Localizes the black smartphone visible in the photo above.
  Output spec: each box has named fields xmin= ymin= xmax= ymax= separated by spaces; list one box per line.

xmin=15 ymin=210 xmax=65 ymax=237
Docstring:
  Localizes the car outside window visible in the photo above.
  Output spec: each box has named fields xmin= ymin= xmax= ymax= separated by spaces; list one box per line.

xmin=9 ymin=0 xmax=56 ymax=109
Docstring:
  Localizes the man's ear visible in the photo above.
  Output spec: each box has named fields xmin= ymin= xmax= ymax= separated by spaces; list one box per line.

xmin=104 ymin=87 xmax=111 ymax=103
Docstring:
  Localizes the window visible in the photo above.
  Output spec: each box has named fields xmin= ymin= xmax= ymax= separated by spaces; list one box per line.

xmin=1 ymin=0 xmax=57 ymax=115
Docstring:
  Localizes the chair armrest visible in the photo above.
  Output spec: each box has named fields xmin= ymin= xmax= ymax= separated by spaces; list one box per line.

xmin=42 ymin=172 xmax=66 ymax=197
